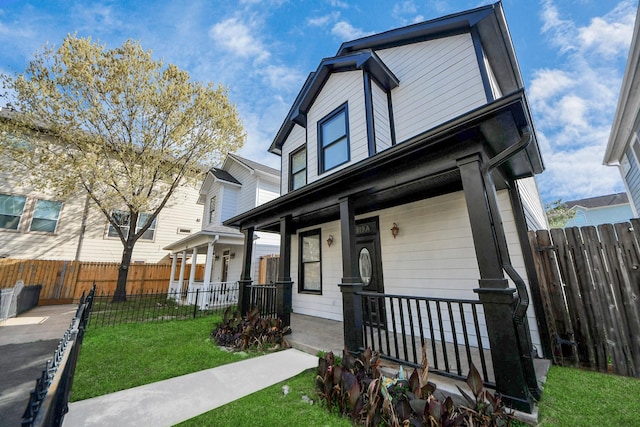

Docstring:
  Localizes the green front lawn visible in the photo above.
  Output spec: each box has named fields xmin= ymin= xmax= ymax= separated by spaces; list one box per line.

xmin=73 ymin=315 xmax=640 ymax=426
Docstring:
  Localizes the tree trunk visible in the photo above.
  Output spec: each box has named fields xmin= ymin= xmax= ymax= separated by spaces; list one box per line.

xmin=113 ymin=243 xmax=134 ymax=302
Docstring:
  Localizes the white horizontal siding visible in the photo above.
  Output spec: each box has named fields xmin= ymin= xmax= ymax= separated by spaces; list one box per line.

xmin=256 ymin=178 xmax=279 ymax=206
xmin=280 ymin=126 xmax=306 ymax=195
xmin=306 ymin=71 xmax=367 ymax=184
xmin=377 ymin=33 xmax=487 ymax=142
xmin=220 ymin=186 xmax=238 ymax=222
xmin=516 ymin=177 xmax=548 ymax=231
xmin=226 ymin=160 xmax=254 ymax=214
xmin=290 ymin=190 xmax=542 ymax=353
xmin=372 ymin=80 xmax=392 ymax=153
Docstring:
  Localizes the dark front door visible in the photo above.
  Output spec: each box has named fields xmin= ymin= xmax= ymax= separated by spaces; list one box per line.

xmin=356 ymin=217 xmax=385 ymax=326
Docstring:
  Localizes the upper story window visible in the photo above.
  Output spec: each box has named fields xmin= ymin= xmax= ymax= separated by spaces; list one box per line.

xmin=30 ymin=200 xmax=63 ymax=233
xmin=209 ymin=196 xmax=216 ymax=224
xmin=290 ymin=147 xmax=307 ymax=191
xmin=0 ymin=194 xmax=26 ymax=230
xmin=299 ymin=229 xmax=322 ymax=294
xmin=318 ymin=103 xmax=350 ymax=174
xmin=108 ymin=210 xmax=157 ymax=241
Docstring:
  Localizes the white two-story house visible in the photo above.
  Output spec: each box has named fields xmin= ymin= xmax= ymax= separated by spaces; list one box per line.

xmin=164 ymin=154 xmax=280 ymax=302
xmin=225 ymin=3 xmax=547 ymax=412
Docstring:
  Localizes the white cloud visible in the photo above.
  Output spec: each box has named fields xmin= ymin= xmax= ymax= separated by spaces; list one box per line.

xmin=307 ymin=12 xmax=340 ymax=27
xmin=331 ymin=21 xmax=372 ymax=40
xmin=209 ymin=17 xmax=270 ymax=62
xmin=328 ymin=0 xmax=350 ymax=8
xmin=532 ymin=0 xmax=636 ymax=202
xmin=257 ymin=64 xmax=306 ymax=91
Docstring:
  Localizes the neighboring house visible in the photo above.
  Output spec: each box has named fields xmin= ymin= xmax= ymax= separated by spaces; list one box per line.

xmin=604 ymin=4 xmax=640 ymax=217
xmin=0 ymin=111 xmax=202 ymax=263
xmin=225 ymin=3 xmax=547 ymax=412
xmin=564 ymin=193 xmax=634 ymax=227
xmin=163 ymin=154 xmax=280 ymax=302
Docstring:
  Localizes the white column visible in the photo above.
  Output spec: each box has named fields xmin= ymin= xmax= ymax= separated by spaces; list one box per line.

xmin=177 ymin=250 xmax=187 ymax=293
xmin=169 ymin=253 xmax=178 ymax=298
xmin=188 ymin=247 xmax=198 ymax=287
xmin=203 ymin=242 xmax=214 ymax=287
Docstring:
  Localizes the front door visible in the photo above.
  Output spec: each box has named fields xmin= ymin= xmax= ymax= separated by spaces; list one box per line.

xmin=356 ymin=217 xmax=385 ymax=326
xmin=221 ymin=250 xmax=230 ymax=283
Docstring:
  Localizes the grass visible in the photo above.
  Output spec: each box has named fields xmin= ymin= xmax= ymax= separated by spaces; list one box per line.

xmin=175 ymin=369 xmax=351 ymax=427
xmin=73 ymin=315 xmax=640 ymax=426
xmin=537 ymin=365 xmax=640 ymax=426
xmin=71 ymin=315 xmax=250 ymax=401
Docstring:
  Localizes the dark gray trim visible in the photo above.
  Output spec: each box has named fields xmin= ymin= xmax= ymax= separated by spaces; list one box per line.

xmin=337 ymin=3 xmax=495 ymax=55
xmin=270 ymin=50 xmax=398 ymax=155
xmin=298 ymin=228 xmax=322 ymax=294
xmin=288 ymin=145 xmax=307 ymax=191
xmin=363 ymin=71 xmax=376 ymax=156
xmin=317 ymin=102 xmax=350 ymax=174
xmin=387 ymin=90 xmax=396 ymax=146
xmin=471 ymin=26 xmax=495 ymax=103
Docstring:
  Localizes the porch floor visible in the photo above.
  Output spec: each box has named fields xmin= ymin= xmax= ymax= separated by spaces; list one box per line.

xmin=287 ymin=312 xmax=549 ymax=424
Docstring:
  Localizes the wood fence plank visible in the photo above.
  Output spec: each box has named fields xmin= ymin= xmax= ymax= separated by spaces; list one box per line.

xmin=614 ymin=222 xmax=640 ymax=377
xmin=550 ymin=228 xmax=596 ymax=368
xmin=583 ymin=226 xmax=627 ymax=375
xmin=530 ymin=230 xmax=578 ymax=366
xmin=599 ymin=224 xmax=637 ymax=377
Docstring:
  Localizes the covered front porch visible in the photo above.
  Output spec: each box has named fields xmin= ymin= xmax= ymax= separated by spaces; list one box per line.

xmin=163 ymin=228 xmax=245 ymax=309
xmin=226 ymin=91 xmax=546 ymax=412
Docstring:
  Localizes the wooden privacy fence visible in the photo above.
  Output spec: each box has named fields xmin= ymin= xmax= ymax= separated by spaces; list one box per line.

xmin=0 ymin=259 xmax=204 ymax=304
xmin=528 ymin=219 xmax=640 ymax=378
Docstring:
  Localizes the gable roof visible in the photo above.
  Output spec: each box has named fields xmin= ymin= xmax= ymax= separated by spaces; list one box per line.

xmin=268 ymin=1 xmax=521 ymax=156
xmin=226 ymin=153 xmax=279 ymax=177
xmin=564 ymin=192 xmax=629 ymax=210
xmin=211 ymin=168 xmax=241 ymax=185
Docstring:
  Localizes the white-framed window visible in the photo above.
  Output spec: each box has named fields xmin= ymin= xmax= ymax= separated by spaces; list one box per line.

xmin=289 ymin=146 xmax=307 ymax=191
xmin=30 ymin=199 xmax=63 ymax=233
xmin=318 ymin=103 xmax=350 ymax=174
xmin=209 ymin=196 xmax=216 ymax=224
xmin=0 ymin=194 xmax=27 ymax=230
xmin=107 ymin=210 xmax=157 ymax=241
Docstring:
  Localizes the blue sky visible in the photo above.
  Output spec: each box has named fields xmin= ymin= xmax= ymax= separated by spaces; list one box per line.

xmin=0 ymin=0 xmax=637 ymax=204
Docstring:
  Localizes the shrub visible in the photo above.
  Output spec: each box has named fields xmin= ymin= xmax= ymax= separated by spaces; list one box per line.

xmin=316 ymin=345 xmax=515 ymax=426
xmin=211 ymin=306 xmax=291 ymax=351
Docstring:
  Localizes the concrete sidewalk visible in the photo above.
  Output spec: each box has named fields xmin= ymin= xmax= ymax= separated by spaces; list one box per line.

xmin=64 ymin=348 xmax=318 ymax=427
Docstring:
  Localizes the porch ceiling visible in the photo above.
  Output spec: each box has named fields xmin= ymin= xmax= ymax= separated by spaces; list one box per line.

xmin=225 ymin=90 xmax=543 ymax=233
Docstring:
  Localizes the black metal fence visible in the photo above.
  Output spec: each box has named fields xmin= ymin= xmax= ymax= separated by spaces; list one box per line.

xmin=87 ymin=283 xmax=240 ymax=328
xmin=21 ymin=285 xmax=95 ymax=427
xmin=359 ymin=291 xmax=495 ymax=387
xmin=247 ymin=284 xmax=278 ymax=318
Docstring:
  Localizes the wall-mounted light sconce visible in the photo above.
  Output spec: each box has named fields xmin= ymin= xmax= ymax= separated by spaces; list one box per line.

xmin=215 ymin=255 xmax=220 ymax=260
xmin=391 ymin=222 xmax=399 ymax=239
xmin=230 ymin=252 xmax=236 ymax=259
xmin=326 ymin=234 xmax=334 ymax=247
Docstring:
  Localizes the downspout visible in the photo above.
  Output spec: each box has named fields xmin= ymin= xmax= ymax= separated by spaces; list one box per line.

xmin=481 ymin=129 xmax=542 ymax=399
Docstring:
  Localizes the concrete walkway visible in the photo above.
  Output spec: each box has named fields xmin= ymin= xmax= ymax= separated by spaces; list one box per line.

xmin=64 ymin=348 xmax=318 ymax=427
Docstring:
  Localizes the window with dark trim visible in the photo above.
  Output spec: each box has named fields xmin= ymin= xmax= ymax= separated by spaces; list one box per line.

xmin=299 ymin=229 xmax=322 ymax=293
xmin=0 ymin=194 xmax=26 ymax=230
xmin=289 ymin=146 xmax=307 ymax=191
xmin=318 ymin=103 xmax=349 ymax=173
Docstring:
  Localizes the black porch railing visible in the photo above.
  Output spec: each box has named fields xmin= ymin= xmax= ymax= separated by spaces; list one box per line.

xmin=246 ymin=283 xmax=278 ymax=318
xmin=359 ymin=291 xmax=495 ymax=387
xmin=87 ymin=283 xmax=240 ymax=328
xmin=21 ymin=285 xmax=95 ymax=427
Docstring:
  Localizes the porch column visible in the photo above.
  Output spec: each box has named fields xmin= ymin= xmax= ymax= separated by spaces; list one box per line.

xmin=457 ymin=154 xmax=534 ymax=413
xmin=177 ymin=250 xmax=187 ymax=294
xmin=238 ymin=227 xmax=254 ymax=316
xmin=276 ymin=216 xmax=293 ymax=328
xmin=169 ymin=253 xmax=178 ymax=297
xmin=203 ymin=242 xmax=214 ymax=287
xmin=338 ymin=196 xmax=364 ymax=355
xmin=188 ymin=247 xmax=198 ymax=288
